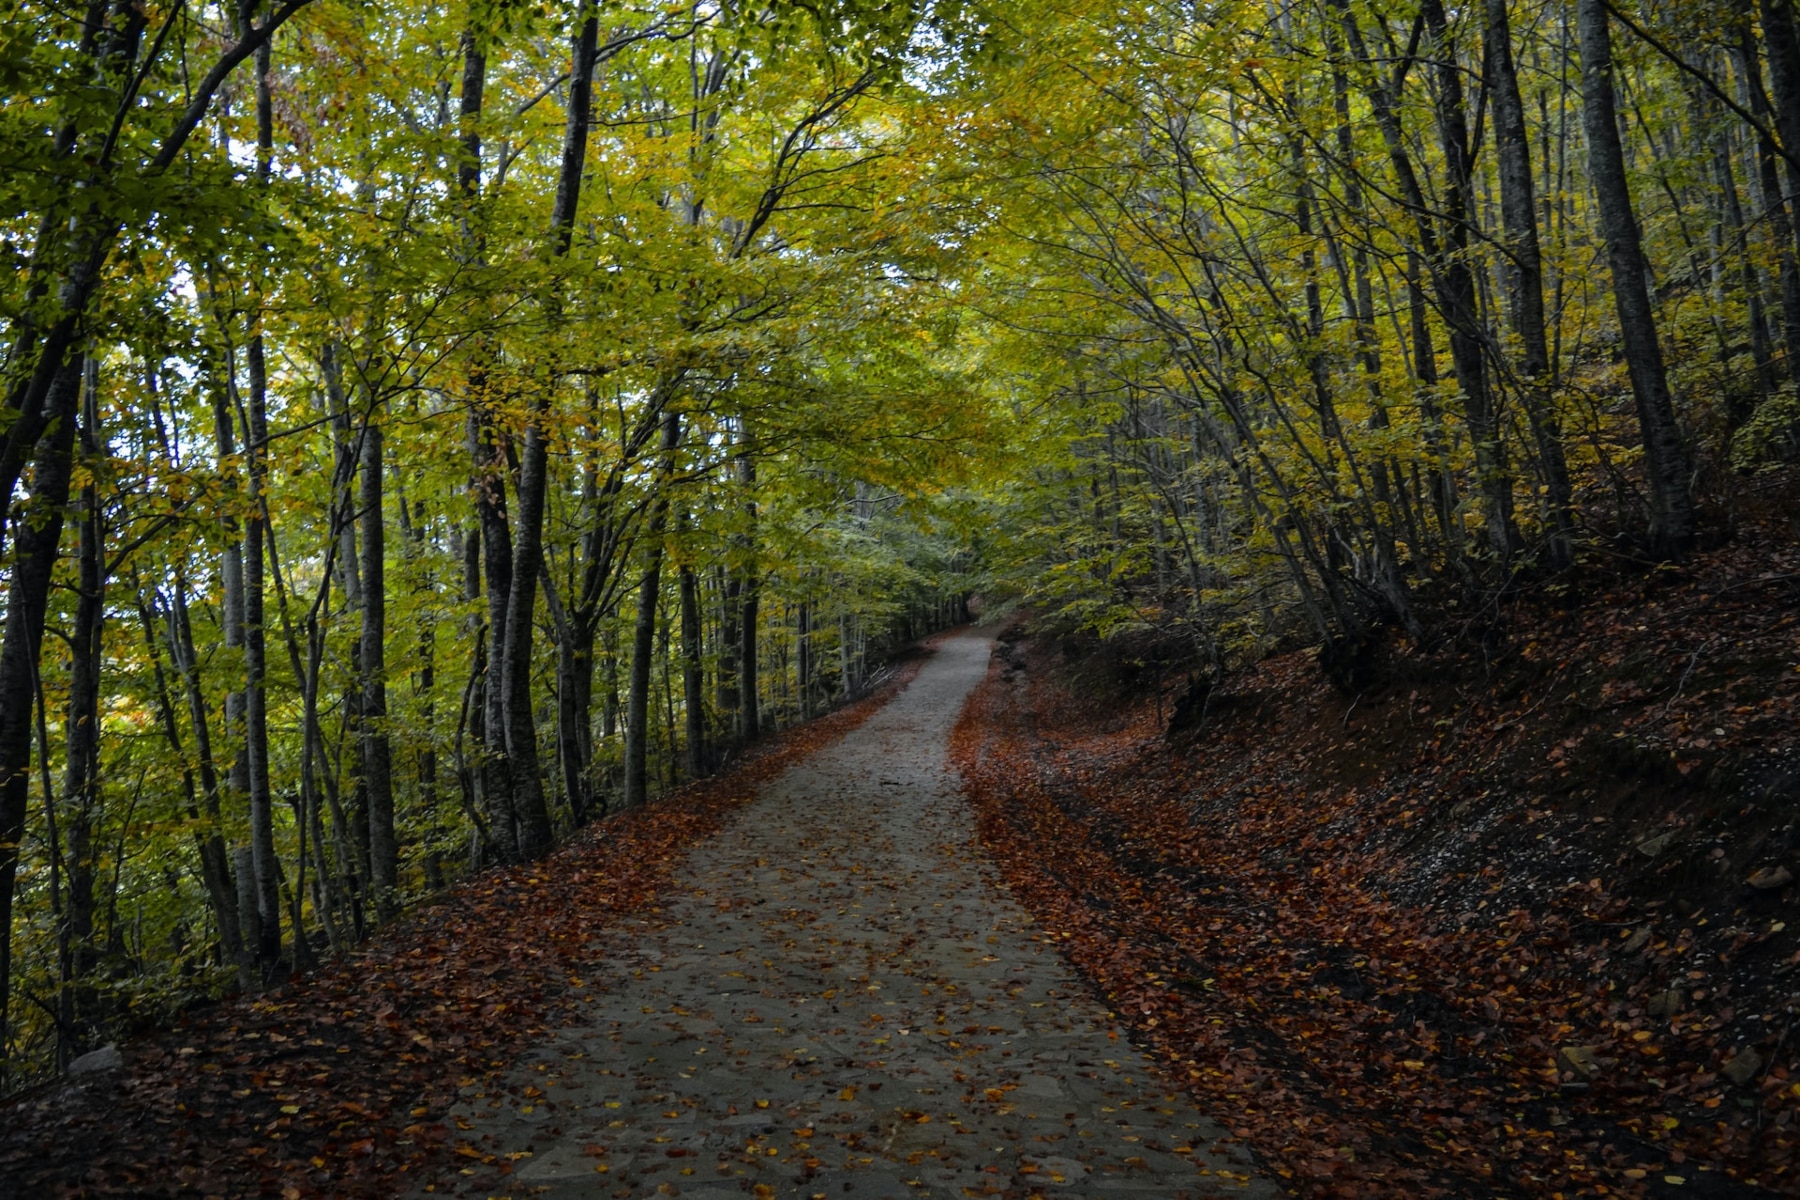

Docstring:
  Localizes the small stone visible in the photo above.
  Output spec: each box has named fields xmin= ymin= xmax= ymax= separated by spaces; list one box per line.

xmin=68 ymin=1044 xmax=121 ymax=1075
xmin=1636 ymin=832 xmax=1677 ymax=858
xmin=1556 ymin=1045 xmax=1600 ymax=1081
xmin=1748 ymin=866 xmax=1793 ymax=891
xmin=1647 ymin=989 xmax=1683 ymax=1018
xmin=1623 ymin=927 xmax=1653 ymax=954
xmin=1722 ymin=1047 xmax=1763 ymax=1086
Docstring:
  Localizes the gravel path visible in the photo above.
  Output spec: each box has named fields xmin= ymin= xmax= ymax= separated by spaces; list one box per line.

xmin=425 ymin=631 xmax=1275 ymax=1200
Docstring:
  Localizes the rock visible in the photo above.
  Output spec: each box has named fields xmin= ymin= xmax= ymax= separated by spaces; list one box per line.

xmin=1623 ymin=927 xmax=1653 ymax=954
xmin=1636 ymin=832 xmax=1677 ymax=858
xmin=1556 ymin=1045 xmax=1600 ymax=1081
xmin=67 ymin=1044 xmax=121 ymax=1075
xmin=1722 ymin=1047 xmax=1763 ymax=1086
xmin=1647 ymin=989 xmax=1683 ymax=1018
xmin=1748 ymin=866 xmax=1793 ymax=891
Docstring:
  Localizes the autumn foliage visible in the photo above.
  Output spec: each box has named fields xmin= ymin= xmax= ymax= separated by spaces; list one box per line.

xmin=952 ymin=536 xmax=1800 ymax=1198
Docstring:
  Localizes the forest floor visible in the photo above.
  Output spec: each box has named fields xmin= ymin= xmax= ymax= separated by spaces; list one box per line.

xmin=952 ymin=502 xmax=1800 ymax=1199
xmin=0 ymin=650 xmax=935 ymax=1199
xmin=0 ymin=633 xmax=1276 ymax=1200
xmin=4 ymin=510 xmax=1799 ymax=1200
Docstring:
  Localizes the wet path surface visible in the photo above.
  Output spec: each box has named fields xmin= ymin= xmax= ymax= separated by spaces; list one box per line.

xmin=426 ymin=632 xmax=1275 ymax=1200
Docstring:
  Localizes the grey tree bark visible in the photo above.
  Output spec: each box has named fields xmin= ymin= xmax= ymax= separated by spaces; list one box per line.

xmin=624 ymin=412 xmax=683 ymax=809
xmin=679 ymin=515 xmax=706 ymax=778
xmin=243 ymin=39 xmax=281 ymax=970
xmin=360 ymin=414 xmax=397 ymax=917
xmin=1577 ymin=0 xmax=1696 ymax=555
xmin=737 ymin=450 xmax=760 ymax=742
xmin=498 ymin=4 xmax=599 ymax=855
xmin=0 ymin=355 xmax=83 ymax=1075
xmin=1486 ymin=0 xmax=1575 ymax=563
xmin=60 ymin=359 xmax=104 ymax=1048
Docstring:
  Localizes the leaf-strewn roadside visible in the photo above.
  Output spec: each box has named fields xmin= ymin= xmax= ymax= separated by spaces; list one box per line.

xmin=952 ymin=538 xmax=1800 ymax=1198
xmin=0 ymin=654 xmax=926 ymax=1200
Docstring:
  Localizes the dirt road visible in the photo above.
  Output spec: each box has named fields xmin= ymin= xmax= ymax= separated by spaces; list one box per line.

xmin=424 ymin=632 xmax=1274 ymax=1199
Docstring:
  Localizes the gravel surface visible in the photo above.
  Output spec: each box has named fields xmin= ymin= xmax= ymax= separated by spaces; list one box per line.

xmin=422 ymin=631 xmax=1275 ymax=1199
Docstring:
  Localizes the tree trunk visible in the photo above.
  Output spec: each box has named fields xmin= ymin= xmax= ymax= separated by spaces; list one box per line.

xmin=61 ymin=358 xmax=104 ymax=1046
xmin=137 ymin=585 xmax=247 ymax=976
xmin=498 ymin=4 xmax=599 ymax=856
xmin=455 ymin=20 xmax=520 ymax=864
xmin=796 ymin=600 xmax=812 ymax=720
xmin=0 ymin=354 xmax=83 ymax=1071
xmin=624 ymin=412 xmax=682 ymax=809
xmin=1486 ymin=0 xmax=1574 ymax=563
xmin=717 ymin=567 xmax=740 ymax=744
xmin=737 ymin=451 xmax=760 ymax=742
xmin=359 ymin=413 xmax=397 ymax=918
xmin=500 ymin=412 xmax=556 ymax=854
xmin=1421 ymin=0 xmax=1519 ymax=559
xmin=469 ymin=414 xmax=517 ymax=860
xmin=1759 ymin=0 xmax=1800 ymax=262
xmin=1712 ymin=119 xmax=1777 ymax=406
xmin=1578 ymin=0 xmax=1697 ymax=555
xmin=1735 ymin=24 xmax=1800 ymax=387
xmin=208 ymin=353 xmax=255 ymax=962
xmin=680 ymin=549 xmax=705 ymax=778
xmin=556 ymin=621 xmax=595 ymax=824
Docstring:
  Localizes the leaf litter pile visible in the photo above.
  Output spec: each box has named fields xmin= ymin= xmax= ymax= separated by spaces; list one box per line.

xmin=952 ymin=531 xmax=1800 ymax=1198
xmin=0 ymin=655 xmax=926 ymax=1199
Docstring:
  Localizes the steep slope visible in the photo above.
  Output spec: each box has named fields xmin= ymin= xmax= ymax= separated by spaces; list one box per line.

xmin=952 ymin=516 xmax=1800 ymax=1198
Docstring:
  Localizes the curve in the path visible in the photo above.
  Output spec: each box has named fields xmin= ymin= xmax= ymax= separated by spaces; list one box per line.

xmin=425 ymin=631 xmax=1277 ymax=1200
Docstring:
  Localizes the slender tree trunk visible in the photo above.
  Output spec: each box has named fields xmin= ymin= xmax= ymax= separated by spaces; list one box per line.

xmin=1578 ymin=0 xmax=1697 ymax=555
xmin=624 ymin=412 xmax=681 ymax=809
xmin=500 ymin=412 xmax=555 ymax=853
xmin=1487 ymin=0 xmax=1574 ymax=563
xmin=1712 ymin=122 xmax=1777 ymax=405
xmin=1759 ymin=0 xmax=1800 ymax=261
xmin=737 ymin=450 xmax=759 ymax=742
xmin=455 ymin=21 xmax=520 ymax=863
xmin=469 ymin=416 xmax=517 ymax=859
xmin=717 ymin=567 xmax=740 ymax=745
xmin=60 ymin=359 xmax=104 ymax=1046
xmin=838 ymin=610 xmax=855 ymax=698
xmin=1735 ymin=25 xmax=1800 ymax=387
xmin=796 ymin=600 xmax=812 ymax=720
xmin=680 ymin=552 xmax=705 ymax=778
xmin=499 ymin=5 xmax=598 ymax=855
xmin=398 ymin=495 xmax=441 ymax=869
xmin=243 ymin=354 xmax=281 ymax=970
xmin=169 ymin=576 xmax=251 ymax=981
xmin=359 ymin=413 xmax=397 ymax=917
xmin=136 ymin=586 xmax=246 ymax=974
xmin=0 ymin=354 xmax=83 ymax=1069
xmin=1421 ymin=0 xmax=1519 ymax=559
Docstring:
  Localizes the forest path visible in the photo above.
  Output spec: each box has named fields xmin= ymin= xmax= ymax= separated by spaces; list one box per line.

xmin=424 ymin=631 xmax=1273 ymax=1200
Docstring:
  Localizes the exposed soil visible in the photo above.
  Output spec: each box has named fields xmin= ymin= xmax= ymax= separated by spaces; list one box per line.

xmin=950 ymin=511 xmax=1800 ymax=1198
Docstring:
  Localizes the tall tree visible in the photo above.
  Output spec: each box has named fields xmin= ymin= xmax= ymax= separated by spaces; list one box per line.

xmin=1577 ymin=0 xmax=1696 ymax=555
